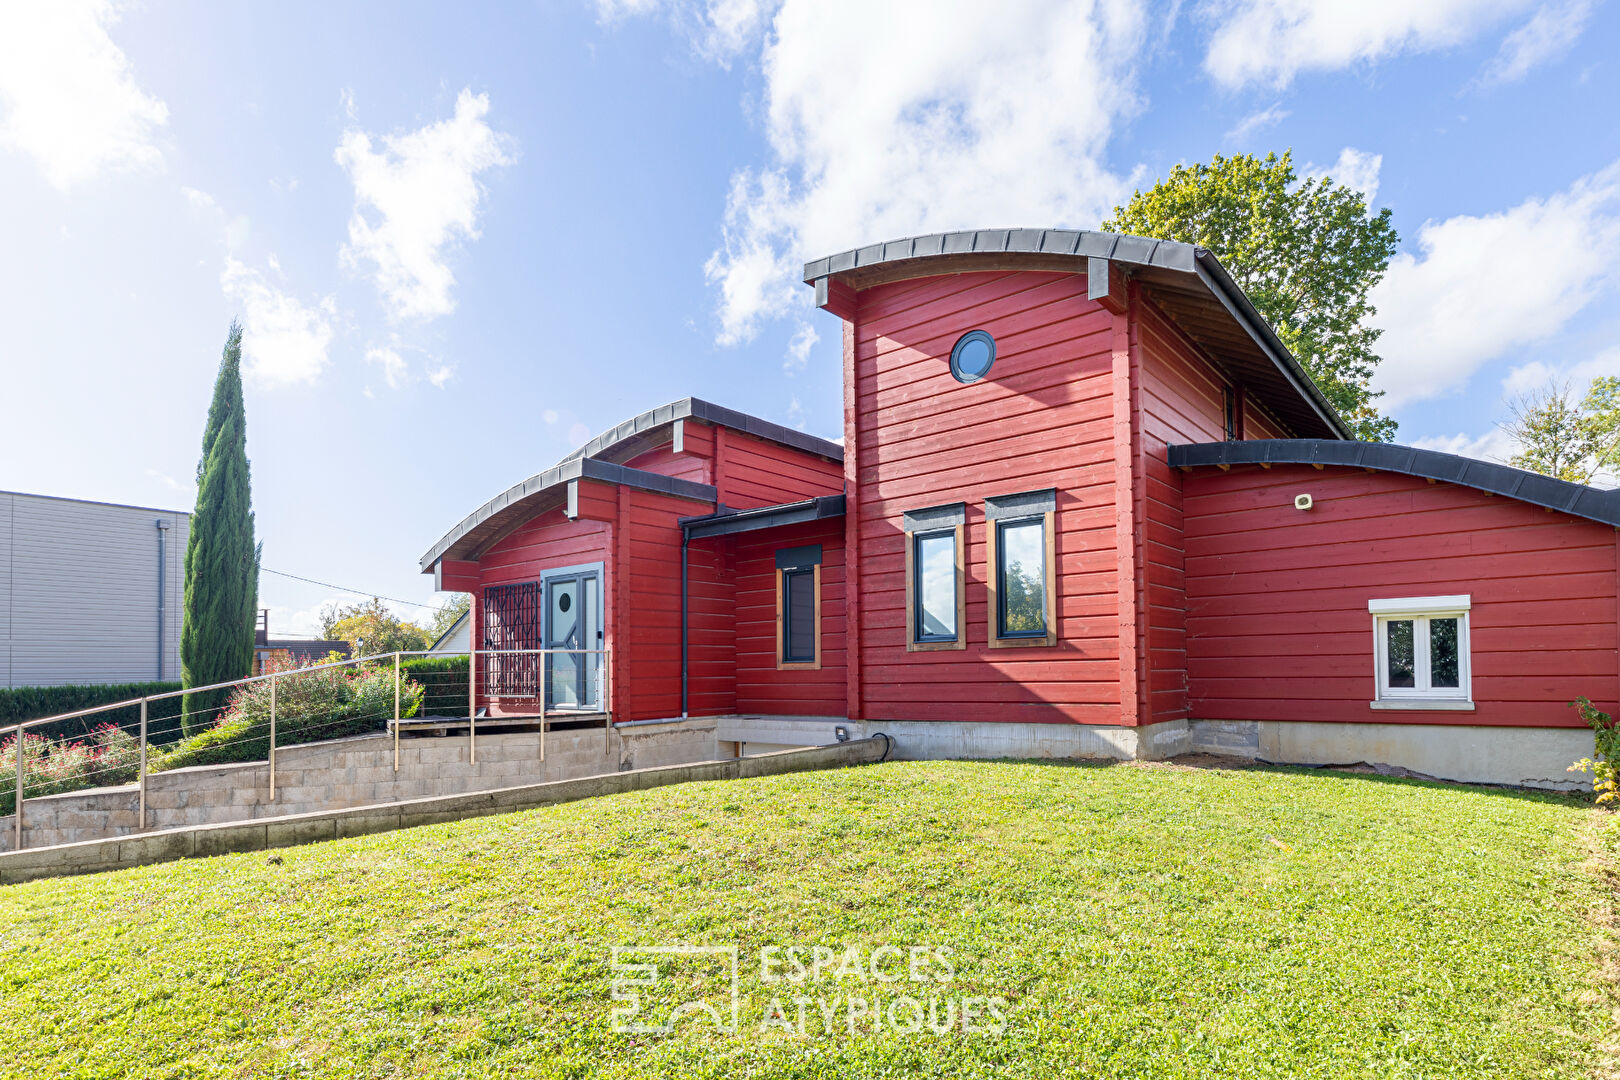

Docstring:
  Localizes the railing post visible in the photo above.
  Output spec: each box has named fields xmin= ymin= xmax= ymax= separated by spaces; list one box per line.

xmin=13 ymin=724 xmax=22 ymax=851
xmin=138 ymin=699 xmax=148 ymax=831
xmin=603 ymin=649 xmax=613 ymax=755
xmin=269 ymin=672 xmax=278 ymax=801
xmin=468 ymin=649 xmax=477 ymax=765
xmin=393 ymin=652 xmax=401 ymax=773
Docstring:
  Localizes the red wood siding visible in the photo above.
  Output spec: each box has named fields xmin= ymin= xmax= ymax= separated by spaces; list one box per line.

xmin=732 ymin=517 xmax=847 ymax=717
xmin=1133 ymin=298 xmax=1236 ymax=726
xmin=686 ymin=532 xmax=737 ymax=718
xmin=622 ymin=421 xmax=716 ymax=486
xmin=618 ymin=487 xmax=714 ymax=721
xmin=847 ymin=270 xmax=1122 ymax=724
xmin=474 ymin=504 xmax=614 ymax=715
xmin=1183 ymin=464 xmax=1617 ymax=729
xmin=715 ymin=426 xmax=842 ymax=509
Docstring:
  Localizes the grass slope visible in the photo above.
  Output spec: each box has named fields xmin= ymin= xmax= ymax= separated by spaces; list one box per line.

xmin=0 ymin=760 xmax=1611 ymax=1079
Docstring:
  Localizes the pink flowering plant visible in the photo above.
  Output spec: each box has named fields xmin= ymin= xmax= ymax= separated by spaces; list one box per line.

xmin=152 ymin=656 xmax=424 ymax=772
xmin=0 ymin=724 xmax=141 ymax=815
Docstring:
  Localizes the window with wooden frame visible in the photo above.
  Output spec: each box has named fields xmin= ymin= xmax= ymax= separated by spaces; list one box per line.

xmin=903 ymin=503 xmax=965 ymax=651
xmin=775 ymin=545 xmax=822 ymax=670
xmin=986 ymin=490 xmax=1057 ymax=648
xmin=1369 ymin=595 xmax=1473 ymax=709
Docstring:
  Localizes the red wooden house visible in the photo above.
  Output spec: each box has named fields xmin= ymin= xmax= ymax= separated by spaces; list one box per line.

xmin=421 ymin=228 xmax=1604 ymax=789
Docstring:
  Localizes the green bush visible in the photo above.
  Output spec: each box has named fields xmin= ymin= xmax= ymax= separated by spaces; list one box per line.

xmin=0 ymin=725 xmax=141 ymax=816
xmin=1570 ymin=695 xmax=1619 ymax=806
xmin=401 ymin=655 xmax=468 ymax=716
xmin=152 ymin=662 xmax=424 ymax=773
xmin=0 ymin=682 xmax=186 ymax=746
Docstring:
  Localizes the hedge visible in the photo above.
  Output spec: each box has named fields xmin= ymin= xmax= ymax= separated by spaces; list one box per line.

xmin=401 ymin=655 xmax=469 ymax=716
xmin=0 ymin=682 xmax=187 ymax=746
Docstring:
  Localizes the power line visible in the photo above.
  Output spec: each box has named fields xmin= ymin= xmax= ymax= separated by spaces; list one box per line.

xmin=260 ymin=566 xmax=443 ymax=610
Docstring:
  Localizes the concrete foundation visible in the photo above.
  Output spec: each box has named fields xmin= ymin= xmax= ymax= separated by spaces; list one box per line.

xmin=714 ymin=714 xmax=1593 ymax=791
xmin=0 ymin=718 xmax=718 ymax=852
xmin=1187 ymin=719 xmax=1594 ymax=791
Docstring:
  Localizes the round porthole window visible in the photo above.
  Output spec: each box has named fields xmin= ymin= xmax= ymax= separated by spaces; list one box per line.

xmin=950 ymin=330 xmax=996 ymax=383
xmin=558 ymin=593 xmax=572 ymax=613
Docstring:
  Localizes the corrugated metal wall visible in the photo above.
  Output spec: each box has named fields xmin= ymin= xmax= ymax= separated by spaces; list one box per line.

xmin=0 ymin=492 xmax=189 ymax=688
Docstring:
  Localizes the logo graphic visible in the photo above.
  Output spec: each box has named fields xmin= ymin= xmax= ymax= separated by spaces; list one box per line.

xmin=610 ymin=946 xmax=740 ymax=1034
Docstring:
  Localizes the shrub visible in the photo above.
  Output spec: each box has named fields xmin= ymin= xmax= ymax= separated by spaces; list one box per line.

xmin=152 ymin=661 xmax=424 ymax=773
xmin=0 ymin=682 xmax=186 ymax=746
xmin=1570 ymin=695 xmax=1619 ymax=807
xmin=0 ymin=725 xmax=141 ymax=816
xmin=401 ymin=655 xmax=469 ymax=716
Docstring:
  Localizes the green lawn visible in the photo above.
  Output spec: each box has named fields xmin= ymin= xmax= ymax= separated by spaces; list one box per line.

xmin=0 ymin=759 xmax=1613 ymax=1079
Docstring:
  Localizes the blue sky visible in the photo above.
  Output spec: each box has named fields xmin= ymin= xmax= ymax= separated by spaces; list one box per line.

xmin=1 ymin=0 xmax=1618 ymax=635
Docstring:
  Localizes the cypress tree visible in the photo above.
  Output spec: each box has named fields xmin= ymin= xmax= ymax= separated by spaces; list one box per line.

xmin=181 ymin=323 xmax=260 ymax=734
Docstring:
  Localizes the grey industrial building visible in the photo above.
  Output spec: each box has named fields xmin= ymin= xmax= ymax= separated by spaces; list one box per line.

xmin=0 ymin=490 xmax=189 ymax=688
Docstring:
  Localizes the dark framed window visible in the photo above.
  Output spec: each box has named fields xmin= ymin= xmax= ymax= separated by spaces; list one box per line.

xmin=775 ymin=545 xmax=822 ymax=669
xmin=782 ymin=568 xmax=816 ymax=663
xmin=903 ymin=503 xmax=966 ymax=652
xmin=912 ymin=530 xmax=959 ymax=643
xmin=986 ymin=490 xmax=1057 ymax=648
xmin=995 ymin=519 xmax=1046 ymax=637
xmin=949 ymin=330 xmax=996 ymax=383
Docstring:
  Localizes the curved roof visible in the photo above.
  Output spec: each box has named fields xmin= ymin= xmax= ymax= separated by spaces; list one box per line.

xmin=1169 ymin=439 xmax=1620 ymax=527
xmin=803 ymin=228 xmax=1350 ymax=441
xmin=419 ymin=398 xmax=842 ymax=571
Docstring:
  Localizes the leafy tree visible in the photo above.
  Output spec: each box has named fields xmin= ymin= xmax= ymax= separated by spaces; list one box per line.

xmin=1500 ymin=378 xmax=1620 ymax=485
xmin=320 ymin=597 xmax=431 ymax=656
xmin=427 ymin=594 xmax=471 ymax=643
xmin=181 ymin=323 xmax=260 ymax=734
xmin=1103 ymin=151 xmax=1400 ymax=442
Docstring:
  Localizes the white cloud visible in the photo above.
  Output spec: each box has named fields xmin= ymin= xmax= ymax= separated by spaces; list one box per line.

xmin=1304 ymin=147 xmax=1382 ymax=204
xmin=0 ymin=0 xmax=168 ymax=188
xmin=335 ymin=89 xmax=514 ymax=321
xmin=783 ymin=321 xmax=818 ymax=374
xmin=427 ymin=364 xmax=454 ymax=388
xmin=221 ymin=257 xmax=338 ymax=388
xmin=1502 ymin=345 xmax=1620 ymax=396
xmin=1410 ymin=427 xmax=1518 ymax=463
xmin=181 ymin=186 xmax=251 ymax=250
xmin=1476 ymin=0 xmax=1592 ymax=86
xmin=595 ymin=0 xmax=772 ymax=62
xmin=1224 ymin=103 xmax=1289 ymax=142
xmin=366 ymin=345 xmax=408 ymax=390
xmin=642 ymin=0 xmax=1147 ymax=345
xmin=1370 ymin=159 xmax=1620 ymax=408
xmin=1203 ymin=0 xmax=1535 ymax=89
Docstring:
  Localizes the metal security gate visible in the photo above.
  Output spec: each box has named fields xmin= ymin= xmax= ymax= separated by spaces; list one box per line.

xmin=482 ymin=582 xmax=541 ymax=699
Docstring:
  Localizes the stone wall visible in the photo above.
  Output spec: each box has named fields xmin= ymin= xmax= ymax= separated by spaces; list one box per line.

xmin=0 ymin=738 xmax=890 ymax=884
xmin=0 ymin=717 xmax=717 ymax=852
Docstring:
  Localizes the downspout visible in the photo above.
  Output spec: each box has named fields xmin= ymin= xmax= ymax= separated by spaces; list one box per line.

xmin=154 ymin=519 xmax=171 ymax=680
xmin=680 ymin=531 xmax=689 ymax=717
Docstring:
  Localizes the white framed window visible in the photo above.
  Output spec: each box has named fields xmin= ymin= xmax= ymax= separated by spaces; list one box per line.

xmin=1368 ymin=595 xmax=1473 ymax=710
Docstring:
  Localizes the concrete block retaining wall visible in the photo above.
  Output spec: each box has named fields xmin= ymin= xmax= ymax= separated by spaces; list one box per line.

xmin=0 ymin=738 xmax=889 ymax=884
xmin=0 ymin=717 xmax=718 ymax=852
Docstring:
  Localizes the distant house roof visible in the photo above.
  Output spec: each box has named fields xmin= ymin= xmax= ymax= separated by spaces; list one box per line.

xmin=418 ymin=398 xmax=842 ymax=571
xmin=429 ymin=610 xmax=469 ymax=652
xmin=1169 ymin=439 xmax=1620 ymax=527
xmin=803 ymin=228 xmax=1350 ymax=441
xmin=262 ymin=639 xmax=352 ymax=665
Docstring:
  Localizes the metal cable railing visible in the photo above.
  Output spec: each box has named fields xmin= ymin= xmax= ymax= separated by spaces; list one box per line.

xmin=0 ymin=647 xmax=612 ymax=852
